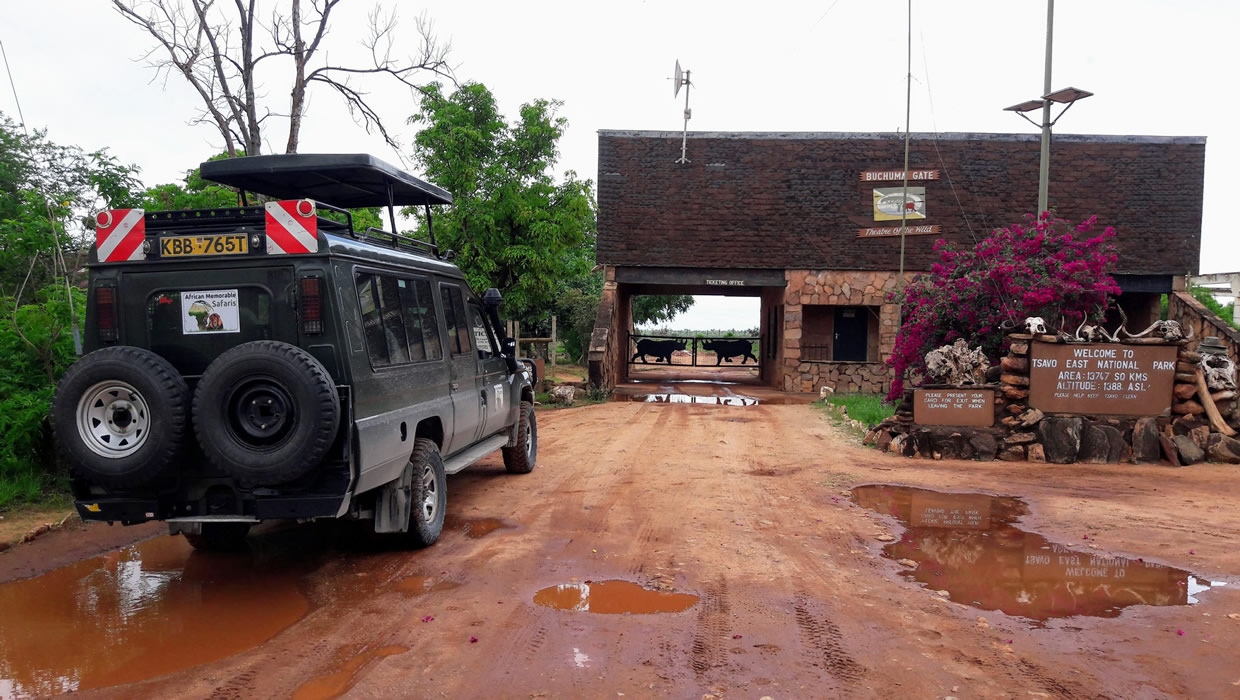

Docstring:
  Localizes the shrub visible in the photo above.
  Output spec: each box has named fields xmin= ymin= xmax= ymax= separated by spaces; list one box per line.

xmin=886 ymin=214 xmax=1120 ymax=401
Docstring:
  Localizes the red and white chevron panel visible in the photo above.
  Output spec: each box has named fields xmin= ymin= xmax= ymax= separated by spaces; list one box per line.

xmin=264 ymin=200 xmax=319 ymax=254
xmin=94 ymin=209 xmax=146 ymax=262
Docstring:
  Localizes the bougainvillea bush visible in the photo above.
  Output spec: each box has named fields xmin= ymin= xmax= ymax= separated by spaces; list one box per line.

xmin=886 ymin=213 xmax=1121 ymax=401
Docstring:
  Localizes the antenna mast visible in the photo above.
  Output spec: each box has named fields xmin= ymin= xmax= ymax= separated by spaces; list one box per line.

xmin=673 ymin=60 xmax=693 ymax=164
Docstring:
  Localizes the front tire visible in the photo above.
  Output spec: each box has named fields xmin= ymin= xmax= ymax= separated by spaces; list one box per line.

xmin=502 ymin=401 xmax=537 ymax=474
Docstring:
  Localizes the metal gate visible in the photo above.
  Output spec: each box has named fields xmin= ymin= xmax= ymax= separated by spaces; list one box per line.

xmin=627 ymin=333 xmax=761 ymax=368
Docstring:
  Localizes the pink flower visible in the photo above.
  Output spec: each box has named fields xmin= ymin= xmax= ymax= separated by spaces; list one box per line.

xmin=1176 ymin=629 xmax=1185 ymax=636
xmin=422 ymin=615 xmax=434 ymax=623
xmin=470 ymin=636 xmax=479 ymax=643
xmin=732 ymin=634 xmax=743 ymax=639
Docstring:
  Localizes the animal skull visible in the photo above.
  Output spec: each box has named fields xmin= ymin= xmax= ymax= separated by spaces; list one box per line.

xmin=924 ymin=339 xmax=990 ymax=385
xmin=1200 ymin=353 xmax=1237 ymax=391
xmin=1024 ymin=317 xmax=1047 ymax=335
xmin=1123 ymin=319 xmax=1191 ymax=342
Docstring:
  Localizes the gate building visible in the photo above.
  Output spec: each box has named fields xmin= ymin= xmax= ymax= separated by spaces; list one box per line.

xmin=590 ymin=130 xmax=1205 ymax=393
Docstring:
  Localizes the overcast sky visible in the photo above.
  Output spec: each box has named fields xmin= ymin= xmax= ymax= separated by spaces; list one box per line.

xmin=4 ymin=1 xmax=1236 ymax=330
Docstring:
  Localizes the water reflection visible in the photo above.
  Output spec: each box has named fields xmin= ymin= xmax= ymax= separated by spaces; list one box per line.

xmin=533 ymin=580 xmax=699 ymax=614
xmin=851 ymin=485 xmax=1221 ymax=621
xmin=0 ymin=536 xmax=310 ymax=697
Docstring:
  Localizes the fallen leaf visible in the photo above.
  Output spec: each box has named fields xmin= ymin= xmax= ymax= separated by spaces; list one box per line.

xmin=876 ymin=534 xmax=896 ymax=542
xmin=1227 ymin=613 xmax=1240 ymax=620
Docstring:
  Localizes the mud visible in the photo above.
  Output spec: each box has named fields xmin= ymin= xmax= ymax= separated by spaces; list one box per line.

xmin=290 ymin=645 xmax=407 ymax=700
xmin=852 ymin=484 xmax=1221 ymax=621
xmin=0 ymin=535 xmax=310 ymax=697
xmin=442 ymin=515 xmax=516 ymax=539
xmin=4 ymin=397 xmax=1240 ymax=698
xmin=533 ymin=580 xmax=700 ymax=614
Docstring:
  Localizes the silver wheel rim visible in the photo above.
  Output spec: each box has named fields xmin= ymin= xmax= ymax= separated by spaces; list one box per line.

xmin=77 ymin=380 xmax=151 ymax=458
xmin=525 ymin=415 xmax=533 ymax=457
xmin=421 ymin=463 xmax=437 ymax=521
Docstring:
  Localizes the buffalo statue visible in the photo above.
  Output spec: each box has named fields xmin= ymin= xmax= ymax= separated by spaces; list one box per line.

xmin=631 ymin=338 xmax=686 ymax=364
xmin=701 ymin=338 xmax=757 ymax=365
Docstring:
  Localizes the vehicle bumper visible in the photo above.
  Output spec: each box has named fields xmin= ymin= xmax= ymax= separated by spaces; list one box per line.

xmin=74 ymin=493 xmax=348 ymax=525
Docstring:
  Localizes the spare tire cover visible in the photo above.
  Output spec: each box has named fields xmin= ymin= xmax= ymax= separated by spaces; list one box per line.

xmin=192 ymin=340 xmax=340 ymax=486
xmin=51 ymin=346 xmax=189 ymax=488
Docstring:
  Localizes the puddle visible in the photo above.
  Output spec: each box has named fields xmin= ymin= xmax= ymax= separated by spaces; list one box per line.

xmin=392 ymin=575 xmax=461 ymax=595
xmin=617 ymin=393 xmax=760 ymax=406
xmin=851 ymin=485 xmax=1222 ymax=621
xmin=291 ymin=645 xmax=407 ymax=700
xmin=0 ymin=535 xmax=311 ymax=696
xmin=443 ymin=515 xmax=516 ymax=539
xmin=533 ymin=580 xmax=699 ymax=614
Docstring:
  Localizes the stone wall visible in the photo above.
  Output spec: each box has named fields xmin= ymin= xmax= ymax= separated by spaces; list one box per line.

xmin=868 ymin=333 xmax=1240 ymax=465
xmin=781 ymin=269 xmax=904 ymax=394
xmin=587 ymin=268 xmax=622 ymax=391
xmin=1168 ymin=291 xmax=1240 ymax=368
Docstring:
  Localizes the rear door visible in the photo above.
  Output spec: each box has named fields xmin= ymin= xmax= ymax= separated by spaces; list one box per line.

xmin=440 ymin=283 xmax=483 ymax=456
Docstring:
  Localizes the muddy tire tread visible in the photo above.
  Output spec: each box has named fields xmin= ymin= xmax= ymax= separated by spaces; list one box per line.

xmin=502 ymin=401 xmax=537 ymax=474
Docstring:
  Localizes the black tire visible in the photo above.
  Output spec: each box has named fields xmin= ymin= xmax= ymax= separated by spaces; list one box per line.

xmin=404 ymin=438 xmax=446 ymax=548
xmin=192 ymin=341 xmax=339 ymax=486
xmin=51 ymin=346 xmax=189 ymax=489
xmin=182 ymin=522 xmax=252 ymax=552
xmin=502 ymin=401 xmax=537 ymax=474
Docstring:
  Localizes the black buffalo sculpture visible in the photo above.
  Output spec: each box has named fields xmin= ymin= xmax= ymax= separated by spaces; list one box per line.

xmin=701 ymin=338 xmax=757 ymax=365
xmin=631 ymin=338 xmax=686 ymax=364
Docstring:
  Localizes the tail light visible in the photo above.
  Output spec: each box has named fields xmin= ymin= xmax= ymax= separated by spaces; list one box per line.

xmin=301 ymin=276 xmax=323 ymax=334
xmin=96 ymin=286 xmax=118 ymax=342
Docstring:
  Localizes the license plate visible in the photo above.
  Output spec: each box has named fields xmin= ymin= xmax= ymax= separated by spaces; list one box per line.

xmin=159 ymin=234 xmax=249 ymax=257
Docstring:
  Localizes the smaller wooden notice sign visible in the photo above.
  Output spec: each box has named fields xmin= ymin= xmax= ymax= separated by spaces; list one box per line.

xmin=910 ymin=491 xmax=992 ymax=530
xmin=913 ymin=388 xmax=994 ymax=427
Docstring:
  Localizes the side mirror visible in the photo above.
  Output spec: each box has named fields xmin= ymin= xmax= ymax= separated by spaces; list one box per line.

xmin=503 ymin=338 xmax=519 ymax=374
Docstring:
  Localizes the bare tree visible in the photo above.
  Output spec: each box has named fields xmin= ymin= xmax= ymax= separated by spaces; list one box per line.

xmin=113 ymin=0 xmax=453 ymax=156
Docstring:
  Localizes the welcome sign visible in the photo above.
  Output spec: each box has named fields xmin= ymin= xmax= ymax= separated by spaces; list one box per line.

xmin=873 ymin=187 xmax=926 ymax=221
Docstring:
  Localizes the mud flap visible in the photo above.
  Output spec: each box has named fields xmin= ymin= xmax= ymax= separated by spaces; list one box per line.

xmin=373 ymin=461 xmax=412 ymax=533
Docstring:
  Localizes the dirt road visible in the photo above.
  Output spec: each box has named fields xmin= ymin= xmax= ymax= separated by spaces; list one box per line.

xmin=3 ymin=398 xmax=1240 ymax=699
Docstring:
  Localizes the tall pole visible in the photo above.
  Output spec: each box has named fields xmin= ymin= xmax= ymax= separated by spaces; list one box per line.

xmin=677 ymin=69 xmax=692 ymax=164
xmin=897 ymin=0 xmax=912 ymax=326
xmin=1037 ymin=0 xmax=1054 ymax=216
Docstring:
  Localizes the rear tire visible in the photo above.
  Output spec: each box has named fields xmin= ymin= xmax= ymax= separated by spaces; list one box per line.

xmin=403 ymin=438 xmax=446 ymax=548
xmin=51 ymin=346 xmax=189 ymax=488
xmin=502 ymin=401 xmax=537 ymax=474
xmin=192 ymin=341 xmax=339 ymax=486
xmin=182 ymin=522 xmax=252 ymax=552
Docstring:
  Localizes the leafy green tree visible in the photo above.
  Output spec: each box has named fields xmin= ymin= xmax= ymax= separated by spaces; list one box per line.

xmin=0 ymin=113 xmax=142 ymax=301
xmin=408 ymin=82 xmax=596 ymax=323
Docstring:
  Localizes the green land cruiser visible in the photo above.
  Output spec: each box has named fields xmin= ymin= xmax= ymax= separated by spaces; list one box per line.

xmin=50 ymin=154 xmax=538 ymax=550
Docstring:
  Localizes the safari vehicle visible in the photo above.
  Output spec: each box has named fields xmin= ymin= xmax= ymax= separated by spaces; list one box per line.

xmin=51 ymin=154 xmax=537 ymax=550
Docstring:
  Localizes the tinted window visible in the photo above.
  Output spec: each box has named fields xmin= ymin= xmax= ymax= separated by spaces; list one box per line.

xmin=357 ymin=274 xmax=389 ymax=367
xmin=468 ymin=303 xmax=498 ymax=359
xmin=146 ymin=288 xmax=273 ymax=374
xmin=398 ymin=278 xmax=442 ymax=362
xmin=376 ymin=276 xmax=409 ymax=364
xmin=442 ymin=285 xmax=471 ymax=355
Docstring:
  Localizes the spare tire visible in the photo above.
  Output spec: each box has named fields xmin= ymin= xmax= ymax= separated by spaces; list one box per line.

xmin=192 ymin=340 xmax=339 ymax=486
xmin=51 ymin=346 xmax=189 ymax=488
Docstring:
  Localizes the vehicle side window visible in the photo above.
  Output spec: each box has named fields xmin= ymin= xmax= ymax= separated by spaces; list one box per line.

xmin=376 ymin=276 xmax=410 ymax=365
xmin=357 ymin=273 xmax=389 ymax=367
xmin=468 ymin=303 xmax=498 ymax=360
xmin=441 ymin=285 xmax=471 ymax=355
xmin=398 ymin=277 xmax=442 ymax=362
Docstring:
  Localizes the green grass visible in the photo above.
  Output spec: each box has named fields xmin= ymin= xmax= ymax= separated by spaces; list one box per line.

xmin=819 ymin=393 xmax=895 ymax=426
xmin=0 ymin=466 xmax=69 ymax=511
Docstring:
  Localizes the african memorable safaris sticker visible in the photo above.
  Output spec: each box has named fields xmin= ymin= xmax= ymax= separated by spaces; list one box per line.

xmin=181 ymin=289 xmax=241 ymax=334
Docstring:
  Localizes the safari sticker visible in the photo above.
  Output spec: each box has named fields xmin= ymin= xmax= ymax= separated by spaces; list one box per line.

xmin=181 ymin=289 xmax=241 ymax=334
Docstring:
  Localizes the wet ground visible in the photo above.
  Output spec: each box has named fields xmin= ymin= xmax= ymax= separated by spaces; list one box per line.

xmin=3 ymin=394 xmax=1240 ymax=698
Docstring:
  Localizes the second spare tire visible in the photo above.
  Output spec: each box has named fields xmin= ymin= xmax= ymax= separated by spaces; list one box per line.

xmin=192 ymin=340 xmax=339 ymax=486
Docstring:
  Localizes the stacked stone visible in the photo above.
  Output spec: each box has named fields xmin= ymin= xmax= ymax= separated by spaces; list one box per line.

xmin=866 ymin=331 xmax=1240 ymax=466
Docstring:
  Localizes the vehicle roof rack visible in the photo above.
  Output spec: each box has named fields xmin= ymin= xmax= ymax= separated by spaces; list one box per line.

xmin=199 ymin=153 xmax=453 ymax=209
xmin=361 ymin=227 xmax=440 ymax=258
